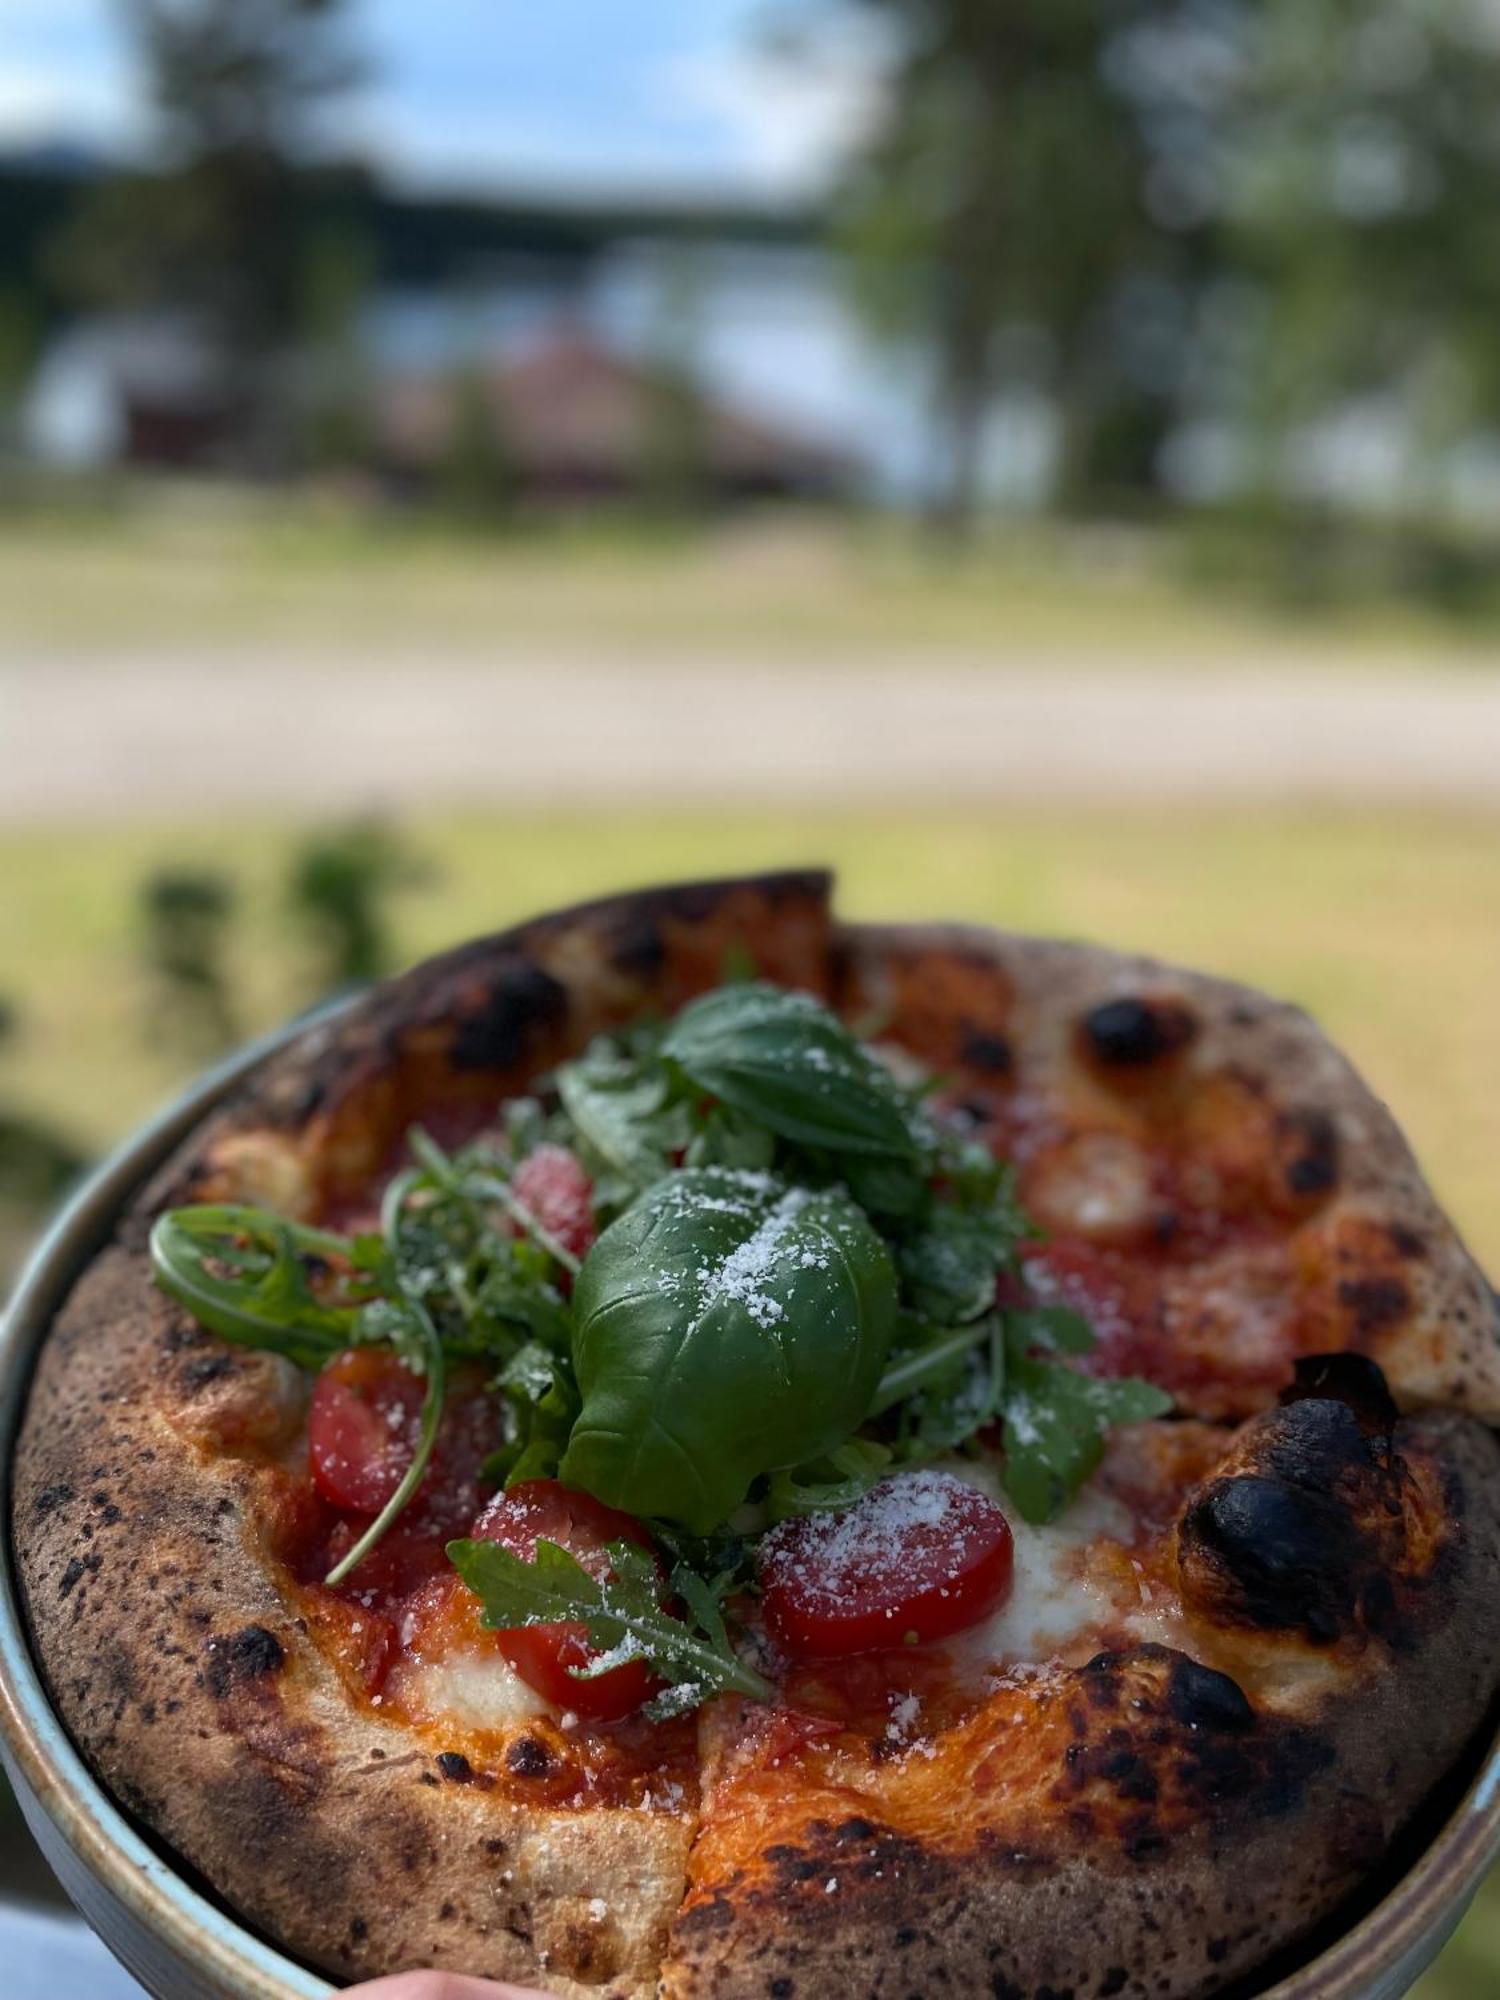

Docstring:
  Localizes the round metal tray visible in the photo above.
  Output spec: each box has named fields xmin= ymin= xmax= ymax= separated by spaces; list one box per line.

xmin=2 ymin=1023 xmax=1497 ymax=2000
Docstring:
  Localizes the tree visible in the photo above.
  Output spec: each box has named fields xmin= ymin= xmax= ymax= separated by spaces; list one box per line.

xmin=0 ymin=998 xmax=88 ymax=1290
xmin=287 ymin=822 xmax=420 ymax=994
xmin=837 ymin=1 xmax=1164 ymax=529
xmin=61 ymin=1 xmax=363 ymax=469
xmin=437 ymin=367 xmax=519 ymax=521
xmin=1222 ymin=0 xmax=1500 ymax=525
xmin=139 ymin=869 xmax=240 ymax=1054
xmin=638 ymin=246 xmax=711 ymax=516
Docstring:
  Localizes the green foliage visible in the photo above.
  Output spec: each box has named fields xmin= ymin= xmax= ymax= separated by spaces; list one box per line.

xmin=446 ymin=1533 xmax=772 ymax=1711
xmin=663 ymin=981 xmax=920 ymax=1160
xmin=437 ymin=368 xmax=519 ymax=522
xmin=564 ymin=1168 xmax=898 ymax=1532
xmin=139 ymin=868 xmax=239 ymax=1054
xmin=1222 ymin=0 xmax=1500 ymax=515
xmin=1000 ymin=1330 xmax=1171 ymax=1524
xmin=55 ymin=1 xmax=364 ymax=468
xmin=287 ymin=820 xmax=419 ymax=992
xmin=299 ymin=225 xmax=378 ymax=472
xmin=836 ymin=0 xmax=1161 ymax=525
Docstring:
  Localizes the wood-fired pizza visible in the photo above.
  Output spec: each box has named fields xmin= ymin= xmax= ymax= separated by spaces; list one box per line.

xmin=14 ymin=872 xmax=1500 ymax=1999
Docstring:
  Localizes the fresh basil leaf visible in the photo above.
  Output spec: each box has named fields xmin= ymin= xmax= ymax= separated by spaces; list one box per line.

xmin=1000 ymin=1348 xmax=1172 ymax=1525
xmin=446 ymin=1533 xmax=770 ymax=1705
xmin=563 ymin=1167 xmax=898 ymax=1533
xmin=685 ymin=1104 xmax=778 ymax=1174
xmin=662 ymin=983 xmax=919 ymax=1161
xmin=840 ymin=1154 xmax=929 ymax=1219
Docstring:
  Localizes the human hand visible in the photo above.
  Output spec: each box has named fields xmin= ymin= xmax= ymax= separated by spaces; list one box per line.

xmin=343 ymin=1974 xmax=549 ymax=2000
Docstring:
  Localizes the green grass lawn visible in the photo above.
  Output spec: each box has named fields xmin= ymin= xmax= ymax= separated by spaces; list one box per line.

xmin=6 ymin=804 xmax=1499 ymax=1267
xmin=5 ymin=498 xmax=1500 ymax=664
xmin=1 ymin=800 xmax=1497 ymax=1989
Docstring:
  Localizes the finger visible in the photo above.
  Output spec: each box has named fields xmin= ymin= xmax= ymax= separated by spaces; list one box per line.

xmin=341 ymin=1973 xmax=550 ymax=2000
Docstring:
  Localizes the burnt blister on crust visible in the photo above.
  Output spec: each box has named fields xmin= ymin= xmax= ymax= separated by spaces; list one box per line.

xmin=1176 ymin=1358 xmax=1447 ymax=1647
xmin=202 ymin=1624 xmax=286 ymax=1697
xmin=1080 ymin=995 xmax=1199 ymax=1070
xmin=444 ymin=958 xmax=570 ymax=1073
xmin=1276 ymin=1107 xmax=1341 ymax=1199
xmin=961 ymin=1027 xmax=1015 ymax=1076
xmin=1065 ymin=1646 xmax=1331 ymax=1839
xmin=1282 ymin=1352 xmax=1399 ymax=1435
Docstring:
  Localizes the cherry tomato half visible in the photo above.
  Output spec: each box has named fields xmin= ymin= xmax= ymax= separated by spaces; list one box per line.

xmin=308 ymin=1350 xmax=499 ymax=1531
xmin=758 ymin=1470 xmax=1015 ymax=1660
xmin=513 ymin=1144 xmax=597 ymax=1264
xmin=470 ymin=1478 xmax=662 ymax=1721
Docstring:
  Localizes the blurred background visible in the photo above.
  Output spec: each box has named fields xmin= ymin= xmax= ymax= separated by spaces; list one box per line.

xmin=1 ymin=3 xmax=1498 ymax=1993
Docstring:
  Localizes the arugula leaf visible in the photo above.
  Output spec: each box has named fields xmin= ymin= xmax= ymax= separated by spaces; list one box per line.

xmin=484 ymin=1347 xmax=581 ymax=1486
xmin=149 ymin=1204 xmax=379 ymax=1369
xmin=999 ymin=1317 xmax=1172 ymax=1525
xmin=662 ymin=983 xmax=919 ymax=1161
xmin=405 ymin=1127 xmax=583 ymax=1278
xmin=766 ymin=1438 xmax=892 ymax=1519
xmin=446 ymin=1533 xmax=771 ymax=1708
xmin=898 ymin=1193 xmax=1028 ymax=1325
xmin=325 ymin=1287 xmax=447 ymax=1586
xmin=564 ymin=1168 xmax=897 ymax=1533
xmin=1006 ymin=1302 xmax=1095 ymax=1356
xmin=472 ymin=1255 xmax=572 ymax=1356
xmin=553 ymin=1044 xmax=689 ymax=1197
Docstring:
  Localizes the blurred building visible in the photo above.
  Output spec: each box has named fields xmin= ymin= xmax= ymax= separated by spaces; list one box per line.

xmin=22 ymin=314 xmax=235 ymax=470
xmin=373 ymin=325 xmax=856 ymax=502
xmin=10 ymin=151 xmax=1054 ymax=509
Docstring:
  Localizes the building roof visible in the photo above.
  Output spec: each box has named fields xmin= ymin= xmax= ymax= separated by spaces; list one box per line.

xmin=375 ymin=326 xmax=856 ymax=494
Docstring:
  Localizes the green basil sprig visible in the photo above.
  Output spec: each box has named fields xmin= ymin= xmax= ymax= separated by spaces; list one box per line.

xmin=563 ymin=1167 xmax=897 ymax=1533
xmin=662 ymin=982 xmax=919 ymax=1160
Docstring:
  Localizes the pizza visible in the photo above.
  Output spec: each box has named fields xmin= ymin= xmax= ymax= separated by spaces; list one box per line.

xmin=14 ymin=870 xmax=1500 ymax=2000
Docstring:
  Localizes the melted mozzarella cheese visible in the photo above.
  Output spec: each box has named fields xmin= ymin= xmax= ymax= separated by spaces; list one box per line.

xmin=1025 ymin=1132 xmax=1156 ymax=1242
xmin=395 ymin=1646 xmax=555 ymax=1731
xmin=937 ymin=1459 xmax=1173 ymax=1672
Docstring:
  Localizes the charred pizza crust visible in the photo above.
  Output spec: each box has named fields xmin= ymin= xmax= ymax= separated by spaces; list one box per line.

xmin=13 ymin=871 xmax=1500 ymax=2000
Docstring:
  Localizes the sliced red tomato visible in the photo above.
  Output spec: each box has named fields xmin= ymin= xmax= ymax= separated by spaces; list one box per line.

xmin=308 ymin=1351 xmax=499 ymax=1529
xmin=470 ymin=1478 xmax=662 ymax=1721
xmin=513 ymin=1144 xmax=596 ymax=1263
xmin=758 ymin=1470 xmax=1015 ymax=1660
xmin=309 ymin=1349 xmax=424 ymax=1514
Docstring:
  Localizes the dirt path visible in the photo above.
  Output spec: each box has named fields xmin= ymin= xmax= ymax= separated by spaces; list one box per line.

xmin=4 ymin=649 xmax=1499 ymax=821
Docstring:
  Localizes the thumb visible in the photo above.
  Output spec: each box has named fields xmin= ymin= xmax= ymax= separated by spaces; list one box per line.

xmin=342 ymin=1975 xmax=550 ymax=2000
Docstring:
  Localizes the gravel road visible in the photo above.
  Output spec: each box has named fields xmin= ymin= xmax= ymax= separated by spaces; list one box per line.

xmin=4 ymin=649 xmax=1499 ymax=821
